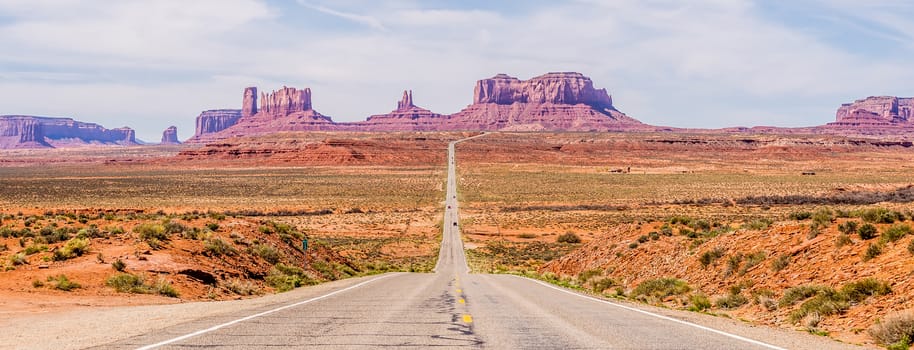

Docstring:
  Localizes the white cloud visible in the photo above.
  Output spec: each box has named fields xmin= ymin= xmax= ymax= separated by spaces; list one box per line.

xmin=297 ymin=1 xmax=387 ymax=31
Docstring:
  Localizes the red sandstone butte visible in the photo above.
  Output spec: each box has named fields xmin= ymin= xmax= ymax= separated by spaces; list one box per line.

xmin=0 ymin=115 xmax=137 ymax=149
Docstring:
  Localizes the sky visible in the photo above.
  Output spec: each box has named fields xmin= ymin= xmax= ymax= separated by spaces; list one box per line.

xmin=1 ymin=0 xmax=913 ymax=142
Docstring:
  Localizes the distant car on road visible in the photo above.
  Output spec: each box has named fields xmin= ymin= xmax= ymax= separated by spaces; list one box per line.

xmin=453 ymin=222 xmax=458 ymax=226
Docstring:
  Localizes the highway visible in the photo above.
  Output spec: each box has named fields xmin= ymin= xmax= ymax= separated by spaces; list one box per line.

xmin=94 ymin=135 xmax=860 ymax=349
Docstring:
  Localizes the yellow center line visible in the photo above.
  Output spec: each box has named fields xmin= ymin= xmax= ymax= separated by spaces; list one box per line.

xmin=456 ymin=289 xmax=462 ymax=293
xmin=462 ymin=314 xmax=473 ymax=323
xmin=458 ymin=298 xmax=465 ymax=304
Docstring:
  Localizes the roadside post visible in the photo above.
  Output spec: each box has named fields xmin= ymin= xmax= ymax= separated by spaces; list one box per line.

xmin=302 ymin=238 xmax=308 ymax=266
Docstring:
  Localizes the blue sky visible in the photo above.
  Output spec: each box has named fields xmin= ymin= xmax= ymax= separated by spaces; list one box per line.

xmin=0 ymin=0 xmax=912 ymax=142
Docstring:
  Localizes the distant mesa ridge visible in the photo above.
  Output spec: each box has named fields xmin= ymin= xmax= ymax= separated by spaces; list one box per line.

xmin=161 ymin=125 xmax=180 ymax=145
xmin=186 ymin=72 xmax=647 ymax=143
xmin=828 ymin=96 xmax=914 ymax=127
xmin=0 ymin=115 xmax=136 ymax=149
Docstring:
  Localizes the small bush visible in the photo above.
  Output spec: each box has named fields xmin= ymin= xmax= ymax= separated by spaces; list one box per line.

xmin=631 ymin=278 xmax=691 ymax=302
xmin=908 ymin=239 xmax=914 ymax=256
xmin=698 ymin=247 xmax=725 ymax=268
xmin=9 ymin=252 xmax=27 ymax=265
xmin=637 ymin=235 xmax=649 ymax=243
xmin=860 ymin=208 xmax=904 ymax=224
xmin=557 ymin=233 xmax=581 ymax=244
xmin=659 ymin=224 xmax=673 ymax=236
xmin=206 ymin=222 xmax=220 ymax=231
xmin=689 ymin=293 xmax=712 ymax=311
xmin=48 ymin=275 xmax=80 ymax=291
xmin=577 ymin=269 xmax=602 ymax=284
xmin=725 ymin=253 xmax=744 ymax=277
xmin=106 ymin=273 xmax=148 ymax=293
xmin=628 ymin=242 xmax=639 ymax=249
xmin=111 ymin=258 xmax=126 ymax=272
xmin=32 ymin=279 xmax=44 ymax=288
xmin=838 ymin=221 xmax=859 ymax=235
xmin=789 ymin=290 xmax=849 ymax=323
xmin=134 ymin=223 xmax=168 ymax=241
xmin=152 ymin=278 xmax=179 ymax=297
xmin=163 ymin=220 xmax=187 ymax=235
xmin=841 ymin=278 xmax=891 ymax=303
xmin=591 ymin=277 xmax=617 ymax=293
xmin=780 ymin=285 xmax=828 ymax=307
xmin=266 ymin=263 xmax=314 ymax=292
xmin=771 ymin=254 xmax=790 ymax=272
xmin=835 ymin=233 xmax=853 ymax=248
xmin=54 ymin=237 xmax=90 ymax=261
xmin=882 ymin=224 xmax=912 ymax=244
xmin=859 ymin=223 xmax=878 ymax=240
xmin=869 ymin=310 xmax=914 ymax=348
xmin=789 ymin=211 xmax=812 ymax=220
xmin=250 ymin=244 xmax=283 ymax=264
xmin=743 ymin=219 xmax=772 ymax=230
xmin=517 ymin=233 xmax=537 ymax=239
xmin=23 ymin=243 xmax=48 ymax=255
xmin=812 ymin=208 xmax=833 ymax=226
xmin=203 ymin=237 xmax=237 ymax=256
xmin=864 ymin=243 xmax=883 ymax=261
xmin=648 ymin=231 xmax=660 ymax=240
xmin=715 ymin=293 xmax=748 ymax=309
xmin=739 ymin=251 xmax=767 ymax=275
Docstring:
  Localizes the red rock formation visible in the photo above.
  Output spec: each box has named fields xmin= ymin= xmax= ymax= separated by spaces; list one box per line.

xmin=828 ymin=96 xmax=914 ymax=127
xmin=161 ymin=126 xmax=180 ymax=144
xmin=358 ymin=90 xmax=448 ymax=131
xmin=448 ymin=72 xmax=646 ymax=131
xmin=0 ymin=115 xmax=137 ymax=149
xmin=242 ymin=87 xmax=258 ymax=118
xmin=259 ymin=86 xmax=312 ymax=117
xmin=188 ymin=109 xmax=243 ymax=142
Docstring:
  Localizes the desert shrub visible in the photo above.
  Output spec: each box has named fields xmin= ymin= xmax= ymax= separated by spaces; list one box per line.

xmin=250 ymin=244 xmax=283 ymax=264
xmin=859 ymin=208 xmax=904 ymax=224
xmin=48 ymin=275 xmax=80 ymax=291
xmin=203 ymin=237 xmax=237 ymax=256
xmin=838 ymin=221 xmax=859 ymax=235
xmin=577 ymin=269 xmax=602 ymax=284
xmin=224 ymin=279 xmax=261 ymax=296
xmin=9 ymin=252 xmax=27 ymax=265
xmin=752 ymin=289 xmax=778 ymax=310
xmin=591 ymin=277 xmax=617 ymax=293
xmin=725 ymin=253 xmax=744 ymax=277
xmin=771 ymin=253 xmax=790 ymax=272
xmin=659 ymin=224 xmax=673 ymax=236
xmin=715 ymin=293 xmax=748 ymax=309
xmin=909 ymin=239 xmax=914 ymax=256
xmin=631 ymin=278 xmax=691 ymax=302
xmin=789 ymin=211 xmax=812 ymax=220
xmin=859 ymin=223 xmax=878 ymax=240
xmin=23 ymin=243 xmax=48 ymax=255
xmin=807 ymin=224 xmax=821 ymax=240
xmin=266 ymin=263 xmax=313 ymax=292
xmin=0 ymin=243 xmax=6 ymax=252
xmin=53 ymin=237 xmax=90 ymax=261
xmin=882 ymin=224 xmax=912 ymax=244
xmin=869 ymin=310 xmax=914 ymax=348
xmin=689 ymin=220 xmax=711 ymax=232
xmin=517 ymin=233 xmax=537 ymax=239
xmin=864 ymin=243 xmax=883 ymax=261
xmin=206 ymin=222 xmax=220 ymax=231
xmin=135 ymin=223 xmax=168 ymax=243
xmin=111 ymin=258 xmax=126 ymax=272
xmin=163 ymin=220 xmax=187 ymax=235
xmin=152 ymin=278 xmax=179 ymax=297
xmin=841 ymin=278 xmax=891 ymax=303
xmin=637 ymin=235 xmax=649 ymax=243
xmin=780 ymin=285 xmax=829 ymax=307
xmin=698 ymin=247 xmax=725 ymax=268
xmin=649 ymin=231 xmax=660 ymax=240
xmin=789 ymin=289 xmax=849 ymax=323
xmin=689 ymin=293 xmax=712 ymax=312
xmin=812 ymin=208 xmax=834 ymax=226
xmin=106 ymin=273 xmax=148 ymax=293
xmin=669 ymin=216 xmax=692 ymax=225
xmin=743 ymin=219 xmax=772 ymax=230
xmin=32 ymin=279 xmax=44 ymax=288
xmin=835 ymin=233 xmax=853 ymax=248
xmin=628 ymin=242 xmax=639 ymax=249
xmin=557 ymin=233 xmax=581 ymax=244
xmin=739 ymin=251 xmax=767 ymax=275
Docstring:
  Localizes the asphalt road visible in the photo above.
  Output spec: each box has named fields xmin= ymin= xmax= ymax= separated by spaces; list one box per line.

xmin=93 ymin=135 xmax=861 ymax=350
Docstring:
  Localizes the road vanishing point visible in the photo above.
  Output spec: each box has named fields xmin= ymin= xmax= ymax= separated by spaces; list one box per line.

xmin=92 ymin=135 xmax=860 ymax=350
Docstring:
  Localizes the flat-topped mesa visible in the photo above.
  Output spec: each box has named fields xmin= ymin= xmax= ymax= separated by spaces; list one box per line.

xmin=161 ymin=126 xmax=180 ymax=144
xmin=831 ymin=96 xmax=914 ymax=127
xmin=0 ymin=115 xmax=137 ymax=149
xmin=259 ymin=86 xmax=312 ymax=116
xmin=192 ymin=109 xmax=243 ymax=139
xmin=473 ymin=72 xmax=614 ymax=109
xmin=242 ymin=87 xmax=258 ymax=118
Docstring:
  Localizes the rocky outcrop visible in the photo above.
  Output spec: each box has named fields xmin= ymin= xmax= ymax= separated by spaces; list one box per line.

xmin=448 ymin=72 xmax=646 ymax=131
xmin=259 ymin=86 xmax=312 ymax=117
xmin=242 ymin=87 xmax=258 ymax=118
xmin=830 ymin=96 xmax=914 ymax=127
xmin=0 ymin=115 xmax=137 ymax=149
xmin=189 ymin=109 xmax=242 ymax=142
xmin=161 ymin=126 xmax=180 ymax=144
xmin=358 ymin=90 xmax=448 ymax=131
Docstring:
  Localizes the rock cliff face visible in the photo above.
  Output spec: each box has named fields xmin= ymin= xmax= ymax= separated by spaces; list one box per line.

xmin=161 ymin=126 xmax=180 ymax=144
xmin=473 ymin=72 xmax=614 ymax=108
xmin=242 ymin=87 xmax=258 ymax=118
xmin=189 ymin=109 xmax=243 ymax=142
xmin=259 ymin=86 xmax=312 ymax=116
xmin=830 ymin=96 xmax=914 ymax=127
xmin=0 ymin=115 xmax=137 ymax=149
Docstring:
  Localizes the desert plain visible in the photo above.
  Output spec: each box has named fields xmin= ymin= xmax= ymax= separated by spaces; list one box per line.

xmin=2 ymin=131 xmax=914 ymax=347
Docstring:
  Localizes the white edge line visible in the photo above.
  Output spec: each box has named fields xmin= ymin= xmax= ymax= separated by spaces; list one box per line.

xmin=513 ymin=275 xmax=788 ymax=350
xmin=135 ymin=273 xmax=397 ymax=350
